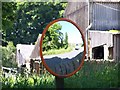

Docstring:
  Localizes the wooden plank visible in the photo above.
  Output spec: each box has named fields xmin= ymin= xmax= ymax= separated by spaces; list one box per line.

xmin=64 ymin=63 xmax=72 ymax=74
xmin=59 ymin=63 xmax=67 ymax=75
xmin=72 ymin=60 xmax=80 ymax=70
xmin=55 ymin=65 xmax=62 ymax=75
xmin=50 ymin=66 xmax=56 ymax=73
xmin=113 ymin=35 xmax=116 ymax=60
xmin=119 ymin=35 xmax=120 ymax=61
xmin=67 ymin=62 xmax=75 ymax=73
xmin=116 ymin=35 xmax=120 ymax=61
xmin=55 ymin=77 xmax=64 ymax=89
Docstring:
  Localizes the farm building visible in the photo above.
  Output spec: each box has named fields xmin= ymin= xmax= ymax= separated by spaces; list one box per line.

xmin=16 ymin=34 xmax=45 ymax=74
xmin=64 ymin=0 xmax=120 ymax=61
xmin=16 ymin=44 xmax=35 ymax=67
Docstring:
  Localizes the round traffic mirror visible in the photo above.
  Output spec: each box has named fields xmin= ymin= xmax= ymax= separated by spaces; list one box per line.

xmin=40 ymin=18 xmax=86 ymax=78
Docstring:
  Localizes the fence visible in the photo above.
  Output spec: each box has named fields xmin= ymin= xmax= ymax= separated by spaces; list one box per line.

xmin=30 ymin=59 xmax=46 ymax=75
xmin=46 ymin=52 xmax=84 ymax=75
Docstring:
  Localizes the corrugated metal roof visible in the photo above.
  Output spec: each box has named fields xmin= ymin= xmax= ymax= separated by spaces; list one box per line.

xmin=90 ymin=2 xmax=120 ymax=30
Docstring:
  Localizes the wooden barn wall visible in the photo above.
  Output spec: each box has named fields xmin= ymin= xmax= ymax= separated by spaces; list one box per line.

xmin=89 ymin=31 xmax=113 ymax=48
xmin=64 ymin=2 xmax=88 ymax=37
xmin=113 ymin=34 xmax=120 ymax=61
xmin=90 ymin=2 xmax=120 ymax=30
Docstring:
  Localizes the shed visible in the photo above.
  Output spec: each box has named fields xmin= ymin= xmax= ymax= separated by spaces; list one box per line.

xmin=16 ymin=34 xmax=45 ymax=74
xmin=16 ymin=44 xmax=35 ymax=67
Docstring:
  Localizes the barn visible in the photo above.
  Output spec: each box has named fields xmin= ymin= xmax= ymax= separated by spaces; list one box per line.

xmin=64 ymin=0 xmax=120 ymax=61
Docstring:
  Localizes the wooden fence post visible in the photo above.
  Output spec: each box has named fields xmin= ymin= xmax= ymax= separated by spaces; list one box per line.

xmin=55 ymin=76 xmax=64 ymax=89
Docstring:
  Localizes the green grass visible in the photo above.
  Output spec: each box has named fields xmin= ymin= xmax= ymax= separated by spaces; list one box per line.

xmin=1 ymin=61 xmax=119 ymax=89
xmin=43 ymin=45 xmax=74 ymax=55
xmin=64 ymin=61 xmax=119 ymax=88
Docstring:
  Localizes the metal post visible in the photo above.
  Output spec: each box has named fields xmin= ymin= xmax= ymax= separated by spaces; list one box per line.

xmin=55 ymin=76 xmax=64 ymax=89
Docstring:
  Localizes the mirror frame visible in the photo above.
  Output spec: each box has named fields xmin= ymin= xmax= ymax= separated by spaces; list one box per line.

xmin=40 ymin=18 xmax=86 ymax=78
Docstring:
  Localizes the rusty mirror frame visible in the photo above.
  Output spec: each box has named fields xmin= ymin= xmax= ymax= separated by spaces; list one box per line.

xmin=40 ymin=18 xmax=86 ymax=78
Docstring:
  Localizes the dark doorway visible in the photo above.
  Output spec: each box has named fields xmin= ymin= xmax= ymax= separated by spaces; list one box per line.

xmin=92 ymin=46 xmax=104 ymax=59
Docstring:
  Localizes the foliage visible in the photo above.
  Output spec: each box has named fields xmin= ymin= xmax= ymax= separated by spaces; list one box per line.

xmin=64 ymin=32 xmax=68 ymax=49
xmin=2 ymin=73 xmax=55 ymax=88
xmin=42 ymin=23 xmax=69 ymax=52
xmin=2 ymin=2 xmax=17 ymax=46
xmin=42 ymin=23 xmax=69 ymax=51
xmin=1 ymin=42 xmax=17 ymax=68
xmin=1 ymin=61 xmax=119 ymax=89
xmin=42 ymin=23 xmax=62 ymax=51
xmin=2 ymin=2 xmax=67 ymax=46
xmin=43 ymin=44 xmax=73 ymax=55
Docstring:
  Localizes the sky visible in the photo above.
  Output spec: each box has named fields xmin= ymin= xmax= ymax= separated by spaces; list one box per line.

xmin=57 ymin=21 xmax=83 ymax=44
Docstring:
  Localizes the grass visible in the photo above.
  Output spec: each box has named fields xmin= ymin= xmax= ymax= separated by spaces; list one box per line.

xmin=43 ymin=44 xmax=74 ymax=55
xmin=1 ymin=61 xmax=119 ymax=89
xmin=64 ymin=61 xmax=119 ymax=88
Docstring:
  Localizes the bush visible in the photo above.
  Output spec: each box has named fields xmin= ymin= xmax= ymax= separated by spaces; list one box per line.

xmin=2 ymin=42 xmax=17 ymax=68
xmin=2 ymin=73 xmax=55 ymax=88
xmin=1 ymin=61 xmax=119 ymax=88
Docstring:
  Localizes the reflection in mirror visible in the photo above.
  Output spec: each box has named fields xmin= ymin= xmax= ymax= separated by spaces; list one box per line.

xmin=42 ymin=21 xmax=84 ymax=75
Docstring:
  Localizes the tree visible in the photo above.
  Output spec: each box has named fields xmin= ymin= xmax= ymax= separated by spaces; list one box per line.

xmin=2 ymin=2 xmax=17 ymax=46
xmin=1 ymin=42 xmax=17 ymax=68
xmin=2 ymin=2 xmax=67 ymax=46
xmin=64 ymin=32 xmax=68 ymax=49
xmin=42 ymin=23 xmax=64 ymax=51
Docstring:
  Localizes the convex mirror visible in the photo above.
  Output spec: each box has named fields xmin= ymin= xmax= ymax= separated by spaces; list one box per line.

xmin=40 ymin=18 xmax=86 ymax=78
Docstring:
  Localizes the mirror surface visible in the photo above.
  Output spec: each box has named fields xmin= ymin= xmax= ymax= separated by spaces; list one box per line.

xmin=42 ymin=21 xmax=84 ymax=76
